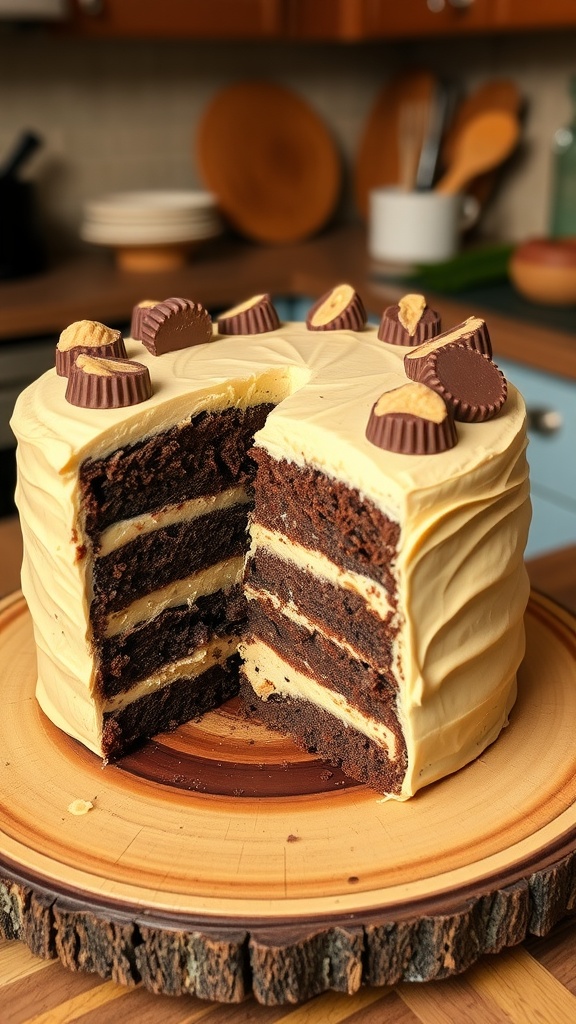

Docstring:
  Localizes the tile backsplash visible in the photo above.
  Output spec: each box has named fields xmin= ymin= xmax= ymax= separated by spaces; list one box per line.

xmin=1 ymin=25 xmax=575 ymax=259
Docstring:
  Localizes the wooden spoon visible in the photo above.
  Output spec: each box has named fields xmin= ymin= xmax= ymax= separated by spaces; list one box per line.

xmin=440 ymin=78 xmax=522 ymax=206
xmin=435 ymin=110 xmax=520 ymax=195
xmin=441 ymin=79 xmax=522 ymax=168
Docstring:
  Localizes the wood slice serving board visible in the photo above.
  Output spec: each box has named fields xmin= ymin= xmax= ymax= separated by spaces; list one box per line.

xmin=1 ymin=590 xmax=576 ymax=1006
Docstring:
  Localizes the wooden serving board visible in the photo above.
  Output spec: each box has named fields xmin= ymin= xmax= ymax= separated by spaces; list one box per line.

xmin=1 ymin=591 xmax=576 ymax=1006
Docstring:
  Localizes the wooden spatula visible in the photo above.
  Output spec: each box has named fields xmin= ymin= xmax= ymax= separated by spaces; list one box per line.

xmin=440 ymin=78 xmax=523 ymax=208
xmin=435 ymin=110 xmax=520 ymax=195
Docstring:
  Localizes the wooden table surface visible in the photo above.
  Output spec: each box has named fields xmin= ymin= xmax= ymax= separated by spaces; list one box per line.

xmin=1 ymin=516 xmax=576 ymax=1023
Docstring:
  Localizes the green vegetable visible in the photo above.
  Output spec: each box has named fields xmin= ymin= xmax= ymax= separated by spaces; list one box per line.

xmin=411 ymin=245 xmax=513 ymax=293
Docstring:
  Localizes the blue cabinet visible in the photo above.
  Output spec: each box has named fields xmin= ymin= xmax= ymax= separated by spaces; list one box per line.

xmin=496 ymin=357 xmax=576 ymax=558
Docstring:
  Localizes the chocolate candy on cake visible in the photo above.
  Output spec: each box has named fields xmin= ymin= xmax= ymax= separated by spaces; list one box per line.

xmin=378 ymin=294 xmax=441 ymax=346
xmin=140 ymin=297 xmax=213 ymax=355
xmin=306 ymin=283 xmax=366 ymax=331
xmin=366 ymin=381 xmax=457 ymax=454
xmin=56 ymin=320 xmax=127 ymax=377
xmin=130 ymin=299 xmax=161 ymax=341
xmin=409 ymin=343 xmax=507 ymax=423
xmin=217 ymin=294 xmax=280 ymax=335
xmin=404 ymin=316 xmax=492 ymax=383
xmin=65 ymin=354 xmax=152 ymax=409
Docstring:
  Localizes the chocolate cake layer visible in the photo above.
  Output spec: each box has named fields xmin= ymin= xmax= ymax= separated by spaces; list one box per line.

xmin=251 ymin=450 xmax=400 ymax=591
xmin=245 ymin=549 xmax=397 ymax=668
xmin=91 ymin=506 xmax=248 ymax=625
xmin=247 ymin=600 xmax=399 ymax=722
xmin=95 ymin=585 xmax=246 ymax=698
xmin=239 ymin=676 xmax=407 ymax=794
xmin=80 ymin=404 xmax=273 ymax=539
xmin=102 ymin=656 xmax=241 ymax=761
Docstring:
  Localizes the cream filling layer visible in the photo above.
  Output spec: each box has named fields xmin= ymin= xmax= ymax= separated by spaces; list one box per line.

xmin=98 ymin=486 xmax=251 ymax=556
xmin=245 ymin=583 xmax=390 ymax=670
xmin=104 ymin=556 xmax=244 ymax=637
xmin=249 ymin=524 xmax=392 ymax=621
xmin=241 ymin=639 xmax=397 ymax=758
xmin=103 ymin=635 xmax=239 ymax=713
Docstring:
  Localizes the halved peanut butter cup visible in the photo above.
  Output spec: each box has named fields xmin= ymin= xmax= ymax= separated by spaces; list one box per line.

xmin=378 ymin=294 xmax=441 ymax=346
xmin=65 ymin=354 xmax=152 ymax=409
xmin=217 ymin=294 xmax=280 ymax=335
xmin=366 ymin=382 xmax=457 ymax=454
xmin=56 ymin=320 xmax=127 ymax=377
xmin=306 ymin=284 xmax=366 ymax=331
xmin=140 ymin=297 xmax=213 ymax=355
xmin=404 ymin=315 xmax=491 ymax=381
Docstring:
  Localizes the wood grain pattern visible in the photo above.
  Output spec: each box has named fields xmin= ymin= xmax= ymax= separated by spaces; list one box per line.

xmin=1 ymin=589 xmax=576 ymax=1010
xmin=196 ymin=81 xmax=341 ymax=244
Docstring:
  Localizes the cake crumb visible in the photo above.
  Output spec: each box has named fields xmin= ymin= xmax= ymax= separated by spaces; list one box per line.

xmin=67 ymin=799 xmax=93 ymax=816
xmin=286 ymin=834 xmax=300 ymax=843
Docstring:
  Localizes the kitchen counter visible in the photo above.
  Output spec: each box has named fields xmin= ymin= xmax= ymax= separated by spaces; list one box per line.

xmin=1 ymin=226 xmax=576 ymax=381
xmin=1 ymin=517 xmax=576 ymax=1021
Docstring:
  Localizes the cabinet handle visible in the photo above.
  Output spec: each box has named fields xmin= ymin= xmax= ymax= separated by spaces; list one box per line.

xmin=526 ymin=407 xmax=563 ymax=436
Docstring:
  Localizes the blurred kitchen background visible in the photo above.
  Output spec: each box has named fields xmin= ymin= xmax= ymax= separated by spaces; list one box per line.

xmin=1 ymin=0 xmax=576 ymax=569
xmin=2 ymin=9 xmax=575 ymax=255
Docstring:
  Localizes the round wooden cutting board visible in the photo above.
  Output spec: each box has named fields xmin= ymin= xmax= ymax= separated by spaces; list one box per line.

xmin=1 ymin=591 xmax=576 ymax=1005
xmin=195 ymin=81 xmax=341 ymax=245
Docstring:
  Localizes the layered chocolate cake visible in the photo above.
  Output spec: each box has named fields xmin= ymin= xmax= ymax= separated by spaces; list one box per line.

xmin=11 ymin=289 xmax=531 ymax=799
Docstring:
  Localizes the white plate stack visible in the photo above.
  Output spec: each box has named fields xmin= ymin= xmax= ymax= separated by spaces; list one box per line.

xmin=80 ymin=190 xmax=223 ymax=271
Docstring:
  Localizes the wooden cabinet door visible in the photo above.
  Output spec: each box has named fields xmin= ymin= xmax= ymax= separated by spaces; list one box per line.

xmin=492 ymin=0 xmax=576 ymax=29
xmin=68 ymin=0 xmax=285 ymax=38
xmin=285 ymin=0 xmax=366 ymax=40
xmin=363 ymin=0 xmax=492 ymax=38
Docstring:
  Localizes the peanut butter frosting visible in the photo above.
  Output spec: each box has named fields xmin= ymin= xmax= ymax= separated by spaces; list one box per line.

xmin=10 ymin=320 xmax=531 ymax=799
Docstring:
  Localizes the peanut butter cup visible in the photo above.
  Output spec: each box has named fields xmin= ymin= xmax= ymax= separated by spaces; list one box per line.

xmin=65 ymin=354 xmax=152 ymax=409
xmin=56 ymin=320 xmax=127 ymax=377
xmin=404 ymin=316 xmax=492 ymax=381
xmin=217 ymin=294 xmax=280 ymax=335
xmin=140 ymin=297 xmax=213 ymax=355
xmin=306 ymin=284 xmax=366 ymax=331
xmin=378 ymin=294 xmax=441 ymax=346
xmin=366 ymin=382 xmax=457 ymax=454
xmin=416 ymin=344 xmax=507 ymax=422
xmin=130 ymin=299 xmax=161 ymax=341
